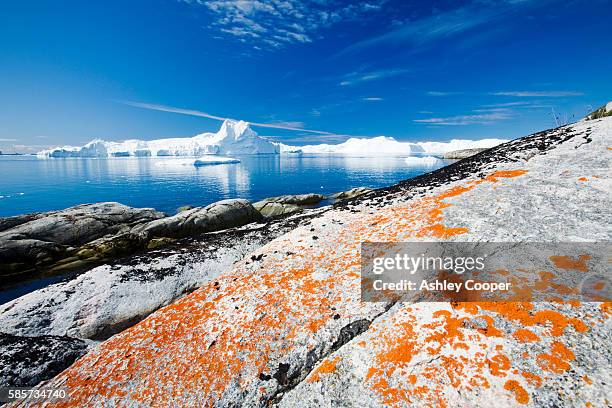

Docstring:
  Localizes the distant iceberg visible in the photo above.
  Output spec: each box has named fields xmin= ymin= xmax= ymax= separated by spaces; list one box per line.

xmin=193 ymin=156 xmax=240 ymax=166
xmin=280 ymin=136 xmax=506 ymax=156
xmin=38 ymin=120 xmax=279 ymax=158
xmin=38 ymin=119 xmax=508 ymax=158
xmin=404 ymin=156 xmax=445 ymax=167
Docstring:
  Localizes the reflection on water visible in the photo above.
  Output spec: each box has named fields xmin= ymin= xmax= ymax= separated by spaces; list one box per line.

xmin=0 ymin=155 xmax=451 ymax=217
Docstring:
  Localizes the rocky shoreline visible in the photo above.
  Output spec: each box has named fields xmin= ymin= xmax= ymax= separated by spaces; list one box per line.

xmin=1 ymin=113 xmax=611 ymax=406
xmin=0 ymin=188 xmax=372 ymax=290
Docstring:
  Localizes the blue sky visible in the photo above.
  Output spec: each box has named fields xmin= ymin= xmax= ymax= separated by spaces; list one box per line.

xmin=0 ymin=0 xmax=611 ymax=152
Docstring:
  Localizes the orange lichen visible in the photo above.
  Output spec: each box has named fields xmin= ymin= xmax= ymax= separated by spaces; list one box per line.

xmin=513 ymin=329 xmax=540 ymax=343
xmin=521 ymin=372 xmax=542 ymax=387
xmin=537 ymin=341 xmax=575 ymax=374
xmin=549 ymin=254 xmax=590 ymax=272
xmin=504 ymin=380 xmax=530 ymax=404
xmin=484 ymin=169 xmax=528 ymax=182
xmin=578 ymin=177 xmax=589 ymax=181
xmin=583 ymin=375 xmax=593 ymax=385
xmin=308 ymin=357 xmax=340 ymax=383
xmin=487 ymin=354 xmax=510 ymax=377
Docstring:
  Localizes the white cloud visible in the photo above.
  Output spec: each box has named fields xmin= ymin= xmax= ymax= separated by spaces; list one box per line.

xmin=426 ymin=91 xmax=461 ymax=96
xmin=414 ymin=111 xmax=511 ymax=126
xmin=336 ymin=0 xmax=561 ymax=57
xmin=120 ymin=100 xmax=334 ymax=134
xmin=183 ymin=0 xmax=384 ymax=49
xmin=362 ymin=97 xmax=383 ymax=101
xmin=483 ymin=101 xmax=532 ymax=107
xmin=492 ymin=91 xmax=584 ymax=97
xmin=340 ymin=68 xmax=410 ymax=86
xmin=0 ymin=138 xmax=18 ymax=142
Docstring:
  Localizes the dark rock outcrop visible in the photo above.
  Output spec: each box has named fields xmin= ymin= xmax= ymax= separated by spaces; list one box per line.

xmin=0 ymin=203 xmax=164 ymax=279
xmin=253 ymin=194 xmax=326 ymax=218
xmin=331 ymin=187 xmax=372 ymax=200
xmin=0 ymin=332 xmax=90 ymax=388
xmin=131 ymin=199 xmax=263 ymax=240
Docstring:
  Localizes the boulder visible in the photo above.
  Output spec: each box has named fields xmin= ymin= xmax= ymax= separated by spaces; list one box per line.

xmin=0 ymin=203 xmax=164 ymax=277
xmin=131 ymin=199 xmax=263 ymax=240
xmin=0 ymin=332 xmax=90 ymax=388
xmin=331 ymin=187 xmax=372 ymax=200
xmin=253 ymin=193 xmax=326 ymax=218
xmin=0 ymin=202 xmax=164 ymax=246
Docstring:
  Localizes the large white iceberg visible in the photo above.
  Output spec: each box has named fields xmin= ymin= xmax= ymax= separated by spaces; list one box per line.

xmin=38 ymin=120 xmax=279 ymax=158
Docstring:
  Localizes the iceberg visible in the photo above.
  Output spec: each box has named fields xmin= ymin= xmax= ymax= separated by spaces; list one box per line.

xmin=193 ymin=156 xmax=241 ymax=166
xmin=280 ymin=136 xmax=506 ymax=156
xmin=404 ymin=156 xmax=445 ymax=167
xmin=38 ymin=120 xmax=279 ymax=158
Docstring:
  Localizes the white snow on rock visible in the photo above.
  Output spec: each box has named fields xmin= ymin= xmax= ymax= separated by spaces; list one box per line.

xmin=404 ymin=155 xmax=445 ymax=166
xmin=193 ymin=156 xmax=240 ymax=166
xmin=38 ymin=120 xmax=279 ymax=158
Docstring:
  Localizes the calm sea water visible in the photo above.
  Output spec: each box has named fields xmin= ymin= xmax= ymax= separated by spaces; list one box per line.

xmin=0 ymin=155 xmax=451 ymax=217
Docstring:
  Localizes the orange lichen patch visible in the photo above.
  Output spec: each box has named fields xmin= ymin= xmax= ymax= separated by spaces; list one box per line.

xmin=308 ymin=357 xmax=341 ymax=383
xmin=600 ymin=302 xmax=612 ymax=316
xmin=484 ymin=169 xmax=528 ymax=182
xmin=578 ymin=177 xmax=589 ymax=182
xmin=537 ymin=341 xmax=575 ymax=374
xmin=474 ymin=302 xmax=590 ymax=336
xmin=521 ymin=372 xmax=542 ymax=387
xmin=475 ymin=315 xmax=503 ymax=337
xmin=504 ymin=380 xmax=530 ymax=404
xmin=533 ymin=271 xmax=580 ymax=297
xmin=513 ymin=329 xmax=540 ymax=343
xmin=417 ymin=223 xmax=469 ymax=238
xmin=583 ymin=375 xmax=593 ymax=385
xmin=549 ymin=254 xmax=590 ymax=272
xmin=487 ymin=354 xmax=511 ymax=377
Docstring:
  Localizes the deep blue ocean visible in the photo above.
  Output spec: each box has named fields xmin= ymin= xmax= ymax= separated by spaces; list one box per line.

xmin=0 ymin=155 xmax=451 ymax=217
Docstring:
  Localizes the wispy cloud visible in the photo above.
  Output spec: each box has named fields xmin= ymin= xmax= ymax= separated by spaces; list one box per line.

xmin=426 ymin=91 xmax=461 ymax=97
xmin=483 ymin=101 xmax=533 ymax=107
xmin=362 ymin=97 xmax=383 ymax=101
xmin=492 ymin=91 xmax=584 ymax=97
xmin=184 ymin=0 xmax=384 ymax=49
xmin=336 ymin=0 xmax=558 ymax=57
xmin=414 ymin=111 xmax=512 ymax=126
xmin=340 ymin=68 xmax=410 ymax=86
xmin=0 ymin=138 xmax=18 ymax=142
xmin=120 ymin=100 xmax=334 ymax=134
